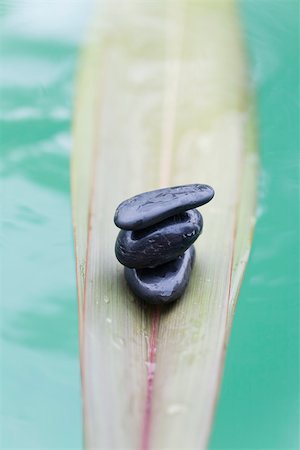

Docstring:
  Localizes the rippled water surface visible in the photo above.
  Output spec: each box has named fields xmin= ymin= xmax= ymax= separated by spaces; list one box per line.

xmin=210 ymin=2 xmax=299 ymax=449
xmin=1 ymin=1 xmax=298 ymax=449
xmin=1 ymin=1 xmax=93 ymax=448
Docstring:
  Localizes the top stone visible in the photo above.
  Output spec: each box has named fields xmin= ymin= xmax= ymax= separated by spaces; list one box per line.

xmin=114 ymin=184 xmax=214 ymax=230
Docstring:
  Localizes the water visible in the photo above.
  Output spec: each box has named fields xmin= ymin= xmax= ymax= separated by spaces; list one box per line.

xmin=210 ymin=1 xmax=299 ymax=449
xmin=0 ymin=1 xmax=92 ymax=448
xmin=1 ymin=1 xmax=298 ymax=449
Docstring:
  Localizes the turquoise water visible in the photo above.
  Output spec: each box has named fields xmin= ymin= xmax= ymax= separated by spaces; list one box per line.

xmin=0 ymin=1 xmax=298 ymax=449
xmin=210 ymin=1 xmax=299 ymax=449
xmin=0 ymin=1 xmax=91 ymax=448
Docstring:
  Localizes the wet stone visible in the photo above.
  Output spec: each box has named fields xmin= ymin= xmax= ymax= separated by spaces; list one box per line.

xmin=114 ymin=183 xmax=214 ymax=231
xmin=124 ymin=246 xmax=196 ymax=305
xmin=114 ymin=183 xmax=214 ymax=305
xmin=115 ymin=209 xmax=202 ymax=269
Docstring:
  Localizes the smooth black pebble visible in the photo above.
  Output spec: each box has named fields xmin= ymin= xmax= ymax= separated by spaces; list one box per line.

xmin=124 ymin=245 xmax=195 ymax=304
xmin=114 ymin=183 xmax=214 ymax=230
xmin=115 ymin=209 xmax=202 ymax=269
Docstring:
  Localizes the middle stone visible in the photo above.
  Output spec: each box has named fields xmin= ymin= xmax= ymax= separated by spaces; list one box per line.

xmin=115 ymin=208 xmax=203 ymax=269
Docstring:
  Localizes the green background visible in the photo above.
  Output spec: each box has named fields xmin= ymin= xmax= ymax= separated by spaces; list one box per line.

xmin=210 ymin=1 xmax=299 ymax=449
xmin=0 ymin=1 xmax=298 ymax=449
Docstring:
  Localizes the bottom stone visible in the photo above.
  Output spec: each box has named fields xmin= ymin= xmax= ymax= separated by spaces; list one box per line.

xmin=124 ymin=245 xmax=195 ymax=305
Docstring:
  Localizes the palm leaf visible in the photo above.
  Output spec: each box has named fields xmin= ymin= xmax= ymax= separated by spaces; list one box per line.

xmin=71 ymin=0 xmax=258 ymax=448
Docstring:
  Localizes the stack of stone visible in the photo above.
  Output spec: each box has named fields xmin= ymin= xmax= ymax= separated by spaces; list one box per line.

xmin=114 ymin=184 xmax=214 ymax=305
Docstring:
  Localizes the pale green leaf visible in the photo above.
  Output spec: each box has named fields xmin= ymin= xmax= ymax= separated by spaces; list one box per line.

xmin=72 ymin=1 xmax=258 ymax=448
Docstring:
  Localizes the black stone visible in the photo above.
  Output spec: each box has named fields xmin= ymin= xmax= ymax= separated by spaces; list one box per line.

xmin=124 ymin=245 xmax=196 ymax=304
xmin=115 ymin=209 xmax=202 ymax=269
xmin=114 ymin=184 xmax=214 ymax=230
